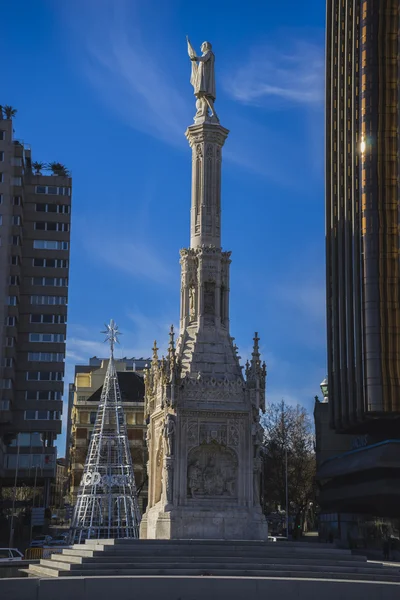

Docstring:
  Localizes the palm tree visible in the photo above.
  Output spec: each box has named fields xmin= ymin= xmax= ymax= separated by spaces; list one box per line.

xmin=0 ymin=106 xmax=3 ymax=120
xmin=47 ymin=162 xmax=70 ymax=177
xmin=3 ymin=106 xmax=17 ymax=119
xmin=32 ymin=161 xmax=45 ymax=175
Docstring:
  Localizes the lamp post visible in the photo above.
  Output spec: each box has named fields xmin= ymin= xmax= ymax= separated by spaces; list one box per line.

xmin=320 ymin=377 xmax=329 ymax=402
xmin=285 ymin=442 xmax=289 ymax=539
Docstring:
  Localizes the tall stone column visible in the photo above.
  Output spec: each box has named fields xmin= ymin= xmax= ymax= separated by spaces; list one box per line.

xmin=186 ymin=123 xmax=229 ymax=249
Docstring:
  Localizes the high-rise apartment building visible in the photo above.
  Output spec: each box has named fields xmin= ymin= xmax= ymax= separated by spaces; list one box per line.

xmin=316 ymin=1 xmax=400 ymax=540
xmin=326 ymin=0 xmax=399 ymax=431
xmin=0 ymin=112 xmax=71 ymax=504
xmin=67 ymin=357 xmax=148 ymax=512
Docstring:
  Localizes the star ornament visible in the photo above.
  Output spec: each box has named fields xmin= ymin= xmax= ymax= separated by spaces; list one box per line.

xmin=101 ymin=319 xmax=121 ymax=354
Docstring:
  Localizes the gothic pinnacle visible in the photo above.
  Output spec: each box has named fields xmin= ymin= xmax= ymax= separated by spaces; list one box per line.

xmin=152 ymin=340 xmax=159 ymax=364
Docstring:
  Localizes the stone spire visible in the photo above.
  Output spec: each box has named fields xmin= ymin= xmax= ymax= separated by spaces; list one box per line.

xmin=246 ymin=332 xmax=267 ymax=414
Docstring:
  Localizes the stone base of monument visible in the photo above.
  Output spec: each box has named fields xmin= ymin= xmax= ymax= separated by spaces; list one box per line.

xmin=24 ymin=538 xmax=400 ymax=584
xmin=141 ymin=504 xmax=268 ymax=540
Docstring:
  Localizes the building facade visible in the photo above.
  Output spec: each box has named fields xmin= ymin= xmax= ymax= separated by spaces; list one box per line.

xmin=50 ymin=458 xmax=67 ymax=509
xmin=67 ymin=357 xmax=148 ymax=512
xmin=326 ymin=0 xmax=400 ymax=431
xmin=0 ymin=111 xmax=71 ymax=505
xmin=319 ymin=0 xmax=400 ymax=540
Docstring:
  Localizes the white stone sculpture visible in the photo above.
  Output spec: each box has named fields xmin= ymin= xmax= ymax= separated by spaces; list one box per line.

xmin=187 ymin=37 xmax=219 ymax=123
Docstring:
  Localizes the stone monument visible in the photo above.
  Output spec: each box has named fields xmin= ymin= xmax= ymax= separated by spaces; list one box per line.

xmin=140 ymin=39 xmax=268 ymax=540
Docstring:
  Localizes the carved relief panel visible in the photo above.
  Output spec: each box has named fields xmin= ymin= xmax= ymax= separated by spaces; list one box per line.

xmin=187 ymin=442 xmax=238 ymax=499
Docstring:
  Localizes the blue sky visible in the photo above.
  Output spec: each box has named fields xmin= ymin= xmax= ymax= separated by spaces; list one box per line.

xmin=2 ymin=0 xmax=326 ymax=456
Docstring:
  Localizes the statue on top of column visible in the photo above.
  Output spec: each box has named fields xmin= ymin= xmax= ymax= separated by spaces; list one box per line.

xmin=187 ymin=37 xmax=219 ymax=123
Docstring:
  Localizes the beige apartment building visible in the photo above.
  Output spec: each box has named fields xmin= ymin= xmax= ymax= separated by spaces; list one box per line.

xmin=0 ymin=110 xmax=71 ymax=505
xmin=67 ymin=357 xmax=149 ymax=512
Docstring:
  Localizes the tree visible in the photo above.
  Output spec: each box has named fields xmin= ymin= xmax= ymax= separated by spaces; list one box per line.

xmin=261 ymin=399 xmax=316 ymax=535
xmin=32 ymin=161 xmax=45 ymax=174
xmin=3 ymin=105 xmax=17 ymax=119
xmin=47 ymin=162 xmax=70 ymax=177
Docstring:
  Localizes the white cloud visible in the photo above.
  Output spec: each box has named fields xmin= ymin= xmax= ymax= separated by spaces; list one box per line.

xmin=84 ymin=234 xmax=173 ymax=285
xmin=65 ymin=0 xmax=189 ymax=144
xmin=225 ymin=40 xmax=324 ymax=108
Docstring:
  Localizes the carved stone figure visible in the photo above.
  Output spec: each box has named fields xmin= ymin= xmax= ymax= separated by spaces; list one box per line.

xmin=164 ymin=457 xmax=174 ymax=504
xmin=203 ymin=456 xmax=224 ymax=495
xmin=189 ymin=286 xmax=196 ymax=319
xmin=187 ymin=442 xmax=238 ymax=498
xmin=187 ymin=38 xmax=218 ymax=122
xmin=187 ymin=460 xmax=202 ymax=498
xmin=253 ymin=457 xmax=262 ymax=505
xmin=252 ymin=421 xmax=264 ymax=459
xmin=163 ymin=413 xmax=176 ymax=457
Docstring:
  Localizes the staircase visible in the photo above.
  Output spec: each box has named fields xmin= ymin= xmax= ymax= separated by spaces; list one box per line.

xmin=24 ymin=539 xmax=400 ymax=581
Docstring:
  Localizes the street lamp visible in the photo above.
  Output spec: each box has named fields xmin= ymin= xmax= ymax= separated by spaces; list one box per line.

xmin=320 ymin=378 xmax=329 ymax=402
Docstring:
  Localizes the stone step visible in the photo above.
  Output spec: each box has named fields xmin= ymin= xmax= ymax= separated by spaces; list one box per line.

xmin=83 ymin=539 xmax=345 ymax=550
xmin=53 ymin=554 xmax=369 ymax=567
xmin=37 ymin=560 xmax=398 ymax=576
xmin=39 ymin=559 xmax=74 ymax=571
xmin=76 ymin=546 xmax=360 ymax=561
xmin=79 ymin=540 xmax=352 ymax=553
xmin=25 ymin=566 xmax=400 ymax=582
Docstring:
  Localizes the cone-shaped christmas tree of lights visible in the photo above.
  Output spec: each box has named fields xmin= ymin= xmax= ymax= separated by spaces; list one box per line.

xmin=69 ymin=320 xmax=141 ymax=543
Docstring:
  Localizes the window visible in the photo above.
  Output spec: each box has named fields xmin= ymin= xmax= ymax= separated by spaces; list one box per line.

xmin=9 ymin=275 xmax=19 ymax=285
xmin=25 ymin=410 xmax=37 ymax=420
xmin=12 ymin=215 xmax=21 ymax=226
xmin=33 ymin=240 xmax=68 ymax=250
xmin=10 ymin=255 xmax=20 ymax=266
xmin=37 ymin=410 xmax=49 ymax=420
xmin=13 ymin=196 xmax=21 ymax=206
xmin=11 ymin=235 xmax=20 ymax=246
xmin=0 ymin=400 xmax=10 ymax=410
xmin=32 ymin=258 xmax=68 ymax=268
xmin=28 ymin=352 xmax=65 ymax=362
xmin=0 ymin=379 xmax=12 ymax=389
xmin=0 ymin=131 xmax=5 ymax=141
xmin=2 ymin=357 xmax=13 ymax=367
xmin=34 ymin=222 xmax=69 ymax=232
xmin=90 ymin=411 xmax=97 ymax=424
xmin=32 ymin=277 xmax=68 ymax=287
xmin=5 ymin=337 xmax=14 ymax=347
xmin=35 ymin=187 xmax=71 ymax=197
xmin=12 ymin=177 xmax=22 ymax=186
xmin=0 ymin=195 xmax=2 ymax=204
xmin=0 ymin=152 xmax=4 ymax=162
xmin=7 ymin=296 xmax=17 ymax=306
xmin=30 ymin=295 xmax=67 ymax=306
xmin=12 ymin=157 xmax=22 ymax=167
xmin=25 ymin=390 xmax=62 ymax=400
xmin=30 ymin=314 xmax=65 ymax=324
xmin=29 ymin=332 xmax=65 ymax=343
xmin=6 ymin=316 xmax=16 ymax=326
xmin=35 ymin=202 xmax=70 ymax=213
xmin=0 ymin=173 xmax=3 ymax=183
xmin=0 ymin=215 xmax=2 ymax=226
xmin=26 ymin=371 xmax=63 ymax=381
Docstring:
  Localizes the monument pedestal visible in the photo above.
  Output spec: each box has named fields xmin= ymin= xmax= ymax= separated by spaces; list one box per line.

xmin=143 ymin=505 xmax=267 ymax=540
